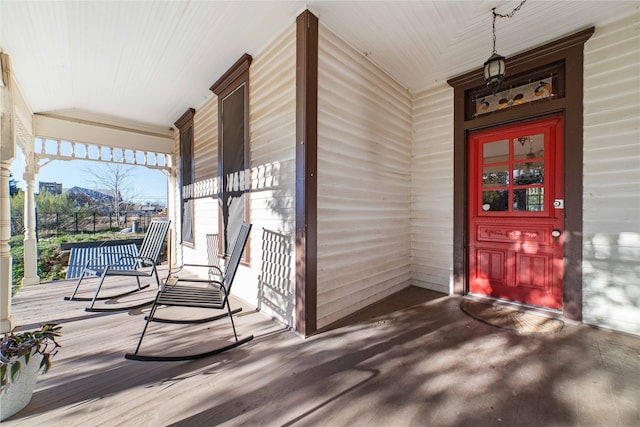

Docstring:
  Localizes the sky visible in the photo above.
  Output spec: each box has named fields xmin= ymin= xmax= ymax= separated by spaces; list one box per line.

xmin=10 ymin=146 xmax=168 ymax=206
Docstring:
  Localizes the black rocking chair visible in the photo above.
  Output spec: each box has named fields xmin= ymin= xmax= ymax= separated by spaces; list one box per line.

xmin=64 ymin=219 xmax=171 ymax=312
xmin=125 ymin=223 xmax=253 ymax=362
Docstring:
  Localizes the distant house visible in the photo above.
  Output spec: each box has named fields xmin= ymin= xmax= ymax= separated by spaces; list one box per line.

xmin=119 ymin=205 xmax=163 ymax=216
xmin=38 ymin=181 xmax=62 ymax=195
xmin=141 ymin=206 xmax=162 ymax=213
xmin=66 ymin=187 xmax=117 ymax=213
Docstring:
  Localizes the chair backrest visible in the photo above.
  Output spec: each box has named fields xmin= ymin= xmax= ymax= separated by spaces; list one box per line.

xmin=138 ymin=219 xmax=171 ymax=266
xmin=222 ymin=223 xmax=252 ymax=298
xmin=66 ymin=243 xmax=139 ymax=279
xmin=206 ymin=233 xmax=222 ymax=275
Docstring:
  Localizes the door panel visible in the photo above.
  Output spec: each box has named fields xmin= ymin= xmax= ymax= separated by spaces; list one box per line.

xmin=468 ymin=116 xmax=564 ymax=309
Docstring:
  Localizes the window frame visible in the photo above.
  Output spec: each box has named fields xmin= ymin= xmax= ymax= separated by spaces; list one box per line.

xmin=210 ymin=54 xmax=252 ymax=262
xmin=174 ymin=108 xmax=195 ymax=247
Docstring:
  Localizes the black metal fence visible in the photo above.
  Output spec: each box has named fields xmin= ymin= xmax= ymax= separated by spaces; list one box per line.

xmin=11 ymin=211 xmax=167 ymax=238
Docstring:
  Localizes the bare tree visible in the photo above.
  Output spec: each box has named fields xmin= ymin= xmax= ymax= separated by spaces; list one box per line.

xmin=83 ymin=163 xmax=140 ymax=227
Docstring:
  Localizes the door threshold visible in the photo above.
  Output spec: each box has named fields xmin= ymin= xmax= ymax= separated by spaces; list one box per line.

xmin=465 ymin=293 xmax=563 ymax=319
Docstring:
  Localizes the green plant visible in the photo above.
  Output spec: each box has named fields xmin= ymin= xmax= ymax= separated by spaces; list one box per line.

xmin=9 ymin=238 xmax=69 ymax=295
xmin=0 ymin=324 xmax=62 ymax=393
xmin=9 ymin=191 xmax=24 ymax=236
xmin=36 ymin=242 xmax=65 ymax=282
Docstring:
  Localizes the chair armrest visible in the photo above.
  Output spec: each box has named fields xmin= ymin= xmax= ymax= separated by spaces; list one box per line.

xmin=170 ymin=263 xmax=223 ymax=275
xmin=85 ymin=245 xmax=139 ymax=267
xmin=101 ymin=249 xmax=130 ymax=256
xmin=83 ymin=253 xmax=109 ymax=268
xmin=115 ymin=254 xmax=156 ymax=267
xmin=160 ymin=276 xmax=223 ymax=291
xmin=164 ymin=263 xmax=224 ymax=289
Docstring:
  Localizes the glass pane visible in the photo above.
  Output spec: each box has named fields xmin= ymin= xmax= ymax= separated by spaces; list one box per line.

xmin=474 ymin=79 xmax=555 ymax=117
xmin=483 ymin=165 xmax=509 ymax=187
xmin=482 ymin=190 xmax=509 ymax=212
xmin=513 ymin=188 xmax=544 ymax=212
xmin=483 ymin=139 xmax=508 ymax=164
xmin=514 ymin=134 xmax=544 ymax=161
xmin=513 ymin=161 xmax=544 ymax=186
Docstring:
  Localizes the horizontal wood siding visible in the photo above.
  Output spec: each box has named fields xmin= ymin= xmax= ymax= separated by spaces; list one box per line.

xmin=245 ymin=23 xmax=296 ymax=324
xmin=193 ymin=98 xmax=218 ymax=182
xmin=583 ymin=12 xmax=640 ymax=335
xmin=411 ymin=83 xmax=454 ymax=294
xmin=317 ymin=25 xmax=412 ymax=329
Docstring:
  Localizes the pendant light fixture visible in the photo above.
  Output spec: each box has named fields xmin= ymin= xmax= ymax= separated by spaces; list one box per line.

xmin=484 ymin=0 xmax=528 ymax=94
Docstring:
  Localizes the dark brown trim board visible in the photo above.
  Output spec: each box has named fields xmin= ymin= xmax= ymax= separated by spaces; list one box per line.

xmin=447 ymin=28 xmax=593 ymax=321
xmin=295 ymin=10 xmax=318 ymax=336
xmin=210 ymin=54 xmax=252 ymax=94
xmin=174 ymin=108 xmax=195 ymax=129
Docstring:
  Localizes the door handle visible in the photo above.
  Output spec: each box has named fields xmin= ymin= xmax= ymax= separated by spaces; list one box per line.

xmin=551 ymin=229 xmax=561 ymax=242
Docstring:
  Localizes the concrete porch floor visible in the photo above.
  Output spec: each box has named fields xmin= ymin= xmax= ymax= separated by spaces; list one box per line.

xmin=3 ymin=278 xmax=639 ymax=426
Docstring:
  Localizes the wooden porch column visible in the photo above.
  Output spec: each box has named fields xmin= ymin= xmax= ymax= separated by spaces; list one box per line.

xmin=295 ymin=10 xmax=318 ymax=336
xmin=0 ymin=52 xmax=16 ymax=331
xmin=167 ymin=164 xmax=180 ymax=268
xmin=0 ymin=160 xmax=15 ymax=332
xmin=22 ymin=150 xmax=39 ymax=286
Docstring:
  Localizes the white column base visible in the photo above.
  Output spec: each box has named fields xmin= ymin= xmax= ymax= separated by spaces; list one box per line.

xmin=0 ymin=255 xmax=16 ymax=333
xmin=21 ymin=238 xmax=40 ymax=286
xmin=21 ymin=276 xmax=40 ymax=286
xmin=0 ymin=315 xmax=16 ymax=333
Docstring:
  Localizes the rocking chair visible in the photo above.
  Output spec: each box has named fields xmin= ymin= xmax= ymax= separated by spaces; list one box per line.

xmin=125 ymin=223 xmax=253 ymax=361
xmin=64 ymin=219 xmax=171 ymax=312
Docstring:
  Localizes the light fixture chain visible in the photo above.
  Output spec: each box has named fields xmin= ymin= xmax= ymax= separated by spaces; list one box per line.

xmin=491 ymin=0 xmax=527 ymax=54
xmin=485 ymin=0 xmax=527 ymax=94
xmin=494 ymin=0 xmax=528 ymax=19
xmin=492 ymin=9 xmax=497 ymax=54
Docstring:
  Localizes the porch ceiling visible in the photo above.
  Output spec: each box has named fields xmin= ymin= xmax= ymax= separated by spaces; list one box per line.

xmin=1 ymin=1 xmax=637 ymax=129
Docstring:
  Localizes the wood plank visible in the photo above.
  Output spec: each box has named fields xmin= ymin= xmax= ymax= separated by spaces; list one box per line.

xmin=4 ymin=278 xmax=639 ymax=426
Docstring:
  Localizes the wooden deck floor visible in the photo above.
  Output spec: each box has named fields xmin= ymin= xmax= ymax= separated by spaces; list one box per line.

xmin=4 ymin=275 xmax=639 ymax=426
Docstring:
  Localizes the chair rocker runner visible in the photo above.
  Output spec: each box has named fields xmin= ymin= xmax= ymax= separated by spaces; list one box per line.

xmin=64 ymin=219 xmax=171 ymax=312
xmin=125 ymin=223 xmax=253 ymax=362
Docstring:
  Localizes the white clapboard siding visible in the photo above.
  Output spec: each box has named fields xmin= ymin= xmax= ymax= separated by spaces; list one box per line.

xmin=411 ymin=83 xmax=454 ymax=293
xmin=241 ymin=23 xmax=296 ymax=323
xmin=317 ymin=25 xmax=412 ymax=329
xmin=583 ymin=11 xmax=640 ymax=335
xmin=186 ymin=197 xmax=218 ymax=264
xmin=193 ymin=98 xmax=218 ymax=182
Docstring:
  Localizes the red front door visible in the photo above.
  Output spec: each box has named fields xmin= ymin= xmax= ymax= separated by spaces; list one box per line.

xmin=468 ymin=116 xmax=564 ymax=310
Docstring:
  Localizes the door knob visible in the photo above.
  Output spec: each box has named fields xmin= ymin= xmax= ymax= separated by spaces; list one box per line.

xmin=551 ymin=229 xmax=561 ymax=238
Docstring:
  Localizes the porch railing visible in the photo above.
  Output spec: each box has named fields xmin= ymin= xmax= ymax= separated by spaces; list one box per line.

xmin=11 ymin=211 xmax=166 ymax=238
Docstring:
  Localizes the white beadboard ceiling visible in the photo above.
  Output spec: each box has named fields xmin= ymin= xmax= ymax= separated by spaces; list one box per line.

xmin=1 ymin=1 xmax=637 ymax=130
